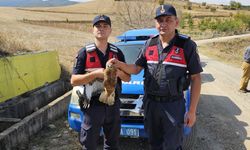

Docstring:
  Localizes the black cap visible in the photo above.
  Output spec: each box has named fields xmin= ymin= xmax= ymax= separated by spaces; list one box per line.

xmin=155 ymin=4 xmax=177 ymax=19
xmin=92 ymin=15 xmax=111 ymax=26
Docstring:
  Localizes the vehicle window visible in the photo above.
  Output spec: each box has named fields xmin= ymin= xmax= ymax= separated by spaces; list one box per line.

xmin=117 ymin=44 xmax=143 ymax=64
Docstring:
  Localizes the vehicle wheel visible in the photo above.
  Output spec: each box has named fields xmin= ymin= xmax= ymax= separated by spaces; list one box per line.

xmin=182 ymin=124 xmax=197 ymax=150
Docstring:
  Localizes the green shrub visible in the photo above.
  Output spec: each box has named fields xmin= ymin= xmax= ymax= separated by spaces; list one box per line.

xmin=198 ymin=20 xmax=207 ymax=31
xmin=186 ymin=14 xmax=193 ymax=29
xmin=198 ymin=17 xmax=246 ymax=33
xmin=179 ymin=18 xmax=185 ymax=29
xmin=234 ymin=13 xmax=250 ymax=29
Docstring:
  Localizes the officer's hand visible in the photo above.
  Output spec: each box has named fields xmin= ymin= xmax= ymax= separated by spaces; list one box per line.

xmin=116 ymin=68 xmax=122 ymax=77
xmin=116 ymin=68 xmax=131 ymax=82
xmin=109 ymin=58 xmax=121 ymax=68
xmin=92 ymin=68 xmax=104 ymax=79
xmin=184 ymin=111 xmax=196 ymax=127
xmin=116 ymin=68 xmax=127 ymax=78
xmin=106 ymin=58 xmax=113 ymax=67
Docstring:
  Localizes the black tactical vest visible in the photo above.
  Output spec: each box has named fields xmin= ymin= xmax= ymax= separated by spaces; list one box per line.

xmin=144 ymin=34 xmax=190 ymax=97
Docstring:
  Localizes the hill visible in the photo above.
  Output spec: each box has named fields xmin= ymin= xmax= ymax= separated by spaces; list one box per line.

xmin=0 ymin=0 xmax=249 ymax=79
xmin=0 ymin=0 xmax=77 ymax=7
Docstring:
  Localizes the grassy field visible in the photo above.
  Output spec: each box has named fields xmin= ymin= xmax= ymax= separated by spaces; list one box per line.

xmin=0 ymin=0 xmax=249 ymax=79
xmin=199 ymin=36 xmax=250 ymax=67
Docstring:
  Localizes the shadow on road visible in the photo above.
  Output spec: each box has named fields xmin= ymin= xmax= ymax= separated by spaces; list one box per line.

xmin=200 ymin=61 xmax=207 ymax=68
xmin=201 ymin=73 xmax=215 ymax=84
xmin=195 ymin=94 xmax=247 ymax=150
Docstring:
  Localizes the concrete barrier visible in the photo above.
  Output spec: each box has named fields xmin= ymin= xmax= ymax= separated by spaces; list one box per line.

xmin=0 ymin=81 xmax=69 ymax=120
xmin=0 ymin=90 xmax=72 ymax=150
xmin=0 ymin=51 xmax=61 ymax=103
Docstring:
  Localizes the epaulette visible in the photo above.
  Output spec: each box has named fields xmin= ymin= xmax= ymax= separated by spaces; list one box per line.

xmin=175 ymin=34 xmax=191 ymax=50
xmin=151 ymin=34 xmax=159 ymax=39
xmin=178 ymin=34 xmax=190 ymax=40
xmin=109 ymin=44 xmax=118 ymax=53
xmin=148 ymin=35 xmax=159 ymax=46
xmin=85 ymin=43 xmax=96 ymax=52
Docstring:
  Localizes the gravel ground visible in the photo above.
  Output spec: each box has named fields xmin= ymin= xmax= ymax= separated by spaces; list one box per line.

xmin=24 ymin=115 xmax=150 ymax=150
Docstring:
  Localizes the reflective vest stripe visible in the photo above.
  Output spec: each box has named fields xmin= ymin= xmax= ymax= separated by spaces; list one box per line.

xmin=162 ymin=62 xmax=187 ymax=68
xmin=86 ymin=45 xmax=95 ymax=49
xmin=147 ymin=61 xmax=159 ymax=64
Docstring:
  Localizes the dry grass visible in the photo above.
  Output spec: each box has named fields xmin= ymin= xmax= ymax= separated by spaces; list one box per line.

xmin=20 ymin=18 xmax=92 ymax=32
xmin=199 ymin=36 xmax=250 ymax=67
xmin=0 ymin=32 xmax=33 ymax=56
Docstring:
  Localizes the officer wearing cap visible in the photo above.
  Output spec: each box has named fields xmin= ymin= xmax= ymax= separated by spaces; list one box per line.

xmin=111 ymin=4 xmax=202 ymax=150
xmin=71 ymin=14 xmax=130 ymax=150
xmin=239 ymin=46 xmax=250 ymax=93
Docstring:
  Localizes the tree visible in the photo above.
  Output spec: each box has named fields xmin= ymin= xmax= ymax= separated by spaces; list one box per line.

xmin=115 ymin=0 xmax=158 ymax=29
xmin=158 ymin=0 xmax=164 ymax=5
xmin=230 ymin=1 xmax=241 ymax=10
xmin=185 ymin=1 xmax=192 ymax=10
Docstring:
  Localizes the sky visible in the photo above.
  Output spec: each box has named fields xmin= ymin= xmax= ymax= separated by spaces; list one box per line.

xmin=68 ymin=0 xmax=92 ymax=2
xmin=190 ymin=0 xmax=250 ymax=6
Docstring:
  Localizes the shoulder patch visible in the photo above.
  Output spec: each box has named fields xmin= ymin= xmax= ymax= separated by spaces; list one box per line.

xmin=109 ymin=44 xmax=118 ymax=53
xmin=86 ymin=43 xmax=96 ymax=52
xmin=178 ymin=34 xmax=190 ymax=40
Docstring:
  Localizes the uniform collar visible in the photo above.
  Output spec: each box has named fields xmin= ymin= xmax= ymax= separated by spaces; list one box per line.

xmin=157 ymin=31 xmax=178 ymax=52
xmin=95 ymin=43 xmax=110 ymax=56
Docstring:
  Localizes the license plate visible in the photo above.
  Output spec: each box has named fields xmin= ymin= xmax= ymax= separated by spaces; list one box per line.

xmin=120 ymin=128 xmax=139 ymax=137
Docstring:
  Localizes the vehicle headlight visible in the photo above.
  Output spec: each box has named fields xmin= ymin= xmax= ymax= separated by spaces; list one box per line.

xmin=70 ymin=112 xmax=81 ymax=120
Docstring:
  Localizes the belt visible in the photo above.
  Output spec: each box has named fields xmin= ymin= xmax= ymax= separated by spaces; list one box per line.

xmin=147 ymin=94 xmax=182 ymax=102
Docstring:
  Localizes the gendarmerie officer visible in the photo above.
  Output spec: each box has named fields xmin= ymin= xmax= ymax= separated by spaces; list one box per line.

xmin=111 ymin=4 xmax=203 ymax=150
xmin=71 ymin=15 xmax=130 ymax=150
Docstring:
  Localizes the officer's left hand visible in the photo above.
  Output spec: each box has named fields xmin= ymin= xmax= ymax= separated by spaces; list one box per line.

xmin=184 ymin=111 xmax=196 ymax=127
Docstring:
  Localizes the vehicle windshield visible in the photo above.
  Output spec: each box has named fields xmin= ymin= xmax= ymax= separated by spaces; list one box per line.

xmin=117 ymin=44 xmax=143 ymax=64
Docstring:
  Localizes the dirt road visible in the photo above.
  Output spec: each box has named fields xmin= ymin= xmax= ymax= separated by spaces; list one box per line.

xmin=193 ymin=53 xmax=250 ymax=150
xmin=26 ymin=35 xmax=250 ymax=150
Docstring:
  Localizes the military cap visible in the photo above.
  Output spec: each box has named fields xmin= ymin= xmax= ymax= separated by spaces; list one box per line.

xmin=155 ymin=4 xmax=177 ymax=19
xmin=92 ymin=15 xmax=111 ymax=26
